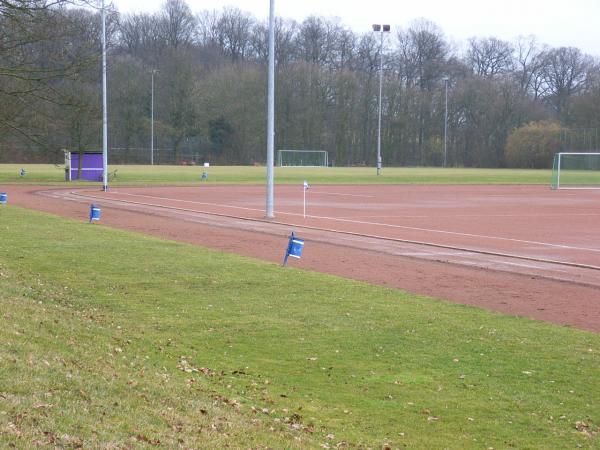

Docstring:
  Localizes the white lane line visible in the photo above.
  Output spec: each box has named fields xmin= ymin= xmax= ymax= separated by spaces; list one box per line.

xmin=113 ymin=192 xmax=265 ymax=214
xmin=306 ymin=191 xmax=376 ymax=198
xmin=335 ymin=213 xmax=600 ymax=219
xmin=91 ymin=191 xmax=600 ymax=254
xmin=66 ymin=189 xmax=600 ymax=272
xmin=289 ymin=212 xmax=600 ymax=254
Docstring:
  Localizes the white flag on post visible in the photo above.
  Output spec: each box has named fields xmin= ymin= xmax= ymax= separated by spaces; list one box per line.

xmin=303 ymin=180 xmax=309 ymax=218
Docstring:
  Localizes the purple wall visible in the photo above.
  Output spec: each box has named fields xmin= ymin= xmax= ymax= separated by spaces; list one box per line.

xmin=69 ymin=153 xmax=103 ymax=181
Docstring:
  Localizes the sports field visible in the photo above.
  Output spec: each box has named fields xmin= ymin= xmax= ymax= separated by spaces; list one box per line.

xmin=1 ymin=165 xmax=599 ymax=448
xmin=72 ymin=183 xmax=599 ymax=268
xmin=0 ymin=163 xmax=553 ymax=184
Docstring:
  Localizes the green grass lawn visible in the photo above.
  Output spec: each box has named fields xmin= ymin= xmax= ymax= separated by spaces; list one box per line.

xmin=553 ymin=169 xmax=600 ymax=187
xmin=0 ymin=163 xmax=554 ymax=185
xmin=1 ymin=206 xmax=598 ymax=448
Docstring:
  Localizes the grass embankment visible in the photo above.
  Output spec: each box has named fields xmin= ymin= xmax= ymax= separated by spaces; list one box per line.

xmin=1 ymin=206 xmax=599 ymax=448
xmin=0 ymin=164 xmax=553 ymax=185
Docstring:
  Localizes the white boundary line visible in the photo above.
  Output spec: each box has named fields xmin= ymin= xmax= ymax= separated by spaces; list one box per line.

xmin=107 ymin=191 xmax=600 ymax=255
xmin=69 ymin=190 xmax=600 ymax=272
xmin=307 ymin=191 xmax=376 ymax=198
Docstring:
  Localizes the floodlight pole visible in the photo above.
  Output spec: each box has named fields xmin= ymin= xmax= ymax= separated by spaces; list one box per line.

xmin=443 ymin=76 xmax=449 ymax=168
xmin=266 ymin=0 xmax=275 ymax=218
xmin=101 ymin=0 xmax=108 ymax=191
xmin=150 ymin=69 xmax=158 ymax=165
xmin=373 ymin=24 xmax=390 ymax=176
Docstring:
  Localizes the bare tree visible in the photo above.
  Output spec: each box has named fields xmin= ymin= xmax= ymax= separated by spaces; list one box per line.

xmin=157 ymin=0 xmax=196 ymax=50
xmin=0 ymin=1 xmax=105 ymax=145
xmin=467 ymin=37 xmax=514 ymax=78
xmin=216 ymin=7 xmax=253 ymax=62
xmin=295 ymin=16 xmax=348 ymax=69
xmin=513 ymin=35 xmax=548 ymax=99
xmin=541 ymin=46 xmax=592 ymax=119
xmin=395 ymin=20 xmax=449 ymax=164
xmin=118 ymin=13 xmax=165 ymax=62
xmin=249 ymin=17 xmax=299 ymax=66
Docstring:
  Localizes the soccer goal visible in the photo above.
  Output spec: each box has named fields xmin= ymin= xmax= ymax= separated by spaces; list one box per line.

xmin=550 ymin=152 xmax=600 ymax=189
xmin=278 ymin=150 xmax=328 ymax=167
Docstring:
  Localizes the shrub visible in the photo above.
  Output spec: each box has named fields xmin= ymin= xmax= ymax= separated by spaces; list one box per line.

xmin=505 ymin=121 xmax=562 ymax=168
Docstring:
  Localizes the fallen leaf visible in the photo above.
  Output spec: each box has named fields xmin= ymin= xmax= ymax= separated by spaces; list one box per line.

xmin=135 ymin=434 xmax=160 ymax=445
xmin=33 ymin=403 xmax=53 ymax=409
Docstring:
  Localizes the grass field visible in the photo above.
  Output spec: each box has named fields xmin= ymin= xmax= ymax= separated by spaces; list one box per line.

xmin=553 ymin=170 xmax=600 ymax=188
xmin=1 ymin=206 xmax=599 ymax=448
xmin=0 ymin=163 xmax=554 ymax=185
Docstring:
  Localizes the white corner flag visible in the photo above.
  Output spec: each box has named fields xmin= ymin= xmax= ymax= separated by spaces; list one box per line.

xmin=303 ymin=180 xmax=309 ymax=218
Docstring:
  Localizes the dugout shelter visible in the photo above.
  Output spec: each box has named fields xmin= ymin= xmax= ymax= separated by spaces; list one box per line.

xmin=65 ymin=150 xmax=104 ymax=182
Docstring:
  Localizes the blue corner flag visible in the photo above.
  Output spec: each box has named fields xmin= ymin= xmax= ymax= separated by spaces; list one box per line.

xmin=282 ymin=232 xmax=304 ymax=266
xmin=89 ymin=204 xmax=101 ymax=223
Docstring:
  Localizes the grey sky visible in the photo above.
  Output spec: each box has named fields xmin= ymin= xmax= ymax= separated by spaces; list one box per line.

xmin=113 ymin=0 xmax=600 ymax=57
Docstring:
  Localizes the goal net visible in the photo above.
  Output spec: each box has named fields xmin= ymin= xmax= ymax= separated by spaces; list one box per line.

xmin=278 ymin=150 xmax=328 ymax=167
xmin=550 ymin=152 xmax=600 ymax=189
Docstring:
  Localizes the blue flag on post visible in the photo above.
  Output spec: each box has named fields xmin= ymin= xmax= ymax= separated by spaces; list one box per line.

xmin=282 ymin=232 xmax=304 ymax=266
xmin=89 ymin=204 xmax=101 ymax=223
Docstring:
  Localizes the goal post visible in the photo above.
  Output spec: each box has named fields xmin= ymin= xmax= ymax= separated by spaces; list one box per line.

xmin=278 ymin=150 xmax=328 ymax=167
xmin=551 ymin=152 xmax=600 ymax=189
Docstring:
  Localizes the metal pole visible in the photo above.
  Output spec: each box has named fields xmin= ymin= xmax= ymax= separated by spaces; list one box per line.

xmin=151 ymin=70 xmax=155 ymax=165
xmin=101 ymin=0 xmax=108 ymax=191
xmin=376 ymin=30 xmax=383 ymax=176
xmin=266 ymin=0 xmax=275 ymax=218
xmin=443 ymin=77 xmax=449 ymax=168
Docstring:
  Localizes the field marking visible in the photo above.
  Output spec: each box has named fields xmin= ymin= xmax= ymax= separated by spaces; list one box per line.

xmin=335 ymin=213 xmax=600 ymax=220
xmin=114 ymin=192 xmax=264 ymax=213
xmin=97 ymin=190 xmax=600 ymax=254
xmin=306 ymin=190 xmax=376 ymax=198
xmin=299 ymin=212 xmax=600 ymax=253
xmin=62 ymin=189 xmax=600 ymax=273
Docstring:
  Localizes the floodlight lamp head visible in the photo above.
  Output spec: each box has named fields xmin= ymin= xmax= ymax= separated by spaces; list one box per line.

xmin=383 ymin=24 xmax=391 ymax=32
xmin=372 ymin=24 xmax=381 ymax=32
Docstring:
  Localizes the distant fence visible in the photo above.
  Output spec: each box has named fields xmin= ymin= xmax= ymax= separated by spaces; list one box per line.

xmin=560 ymin=128 xmax=600 ymax=152
xmin=0 ymin=146 xmax=217 ymax=165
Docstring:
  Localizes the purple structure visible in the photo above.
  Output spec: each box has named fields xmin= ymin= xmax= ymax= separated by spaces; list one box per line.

xmin=65 ymin=151 xmax=104 ymax=182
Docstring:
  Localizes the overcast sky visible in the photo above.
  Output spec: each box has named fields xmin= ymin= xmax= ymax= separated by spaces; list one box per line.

xmin=113 ymin=0 xmax=600 ymax=57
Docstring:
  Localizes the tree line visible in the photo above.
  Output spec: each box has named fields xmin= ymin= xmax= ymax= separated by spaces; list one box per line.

xmin=1 ymin=0 xmax=599 ymax=167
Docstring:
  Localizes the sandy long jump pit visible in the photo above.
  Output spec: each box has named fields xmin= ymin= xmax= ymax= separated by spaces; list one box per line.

xmin=10 ymin=183 xmax=600 ymax=333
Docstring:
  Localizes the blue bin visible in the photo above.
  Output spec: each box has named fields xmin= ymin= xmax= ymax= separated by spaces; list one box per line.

xmin=89 ymin=204 xmax=101 ymax=222
xmin=0 ymin=193 xmax=6 ymax=204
